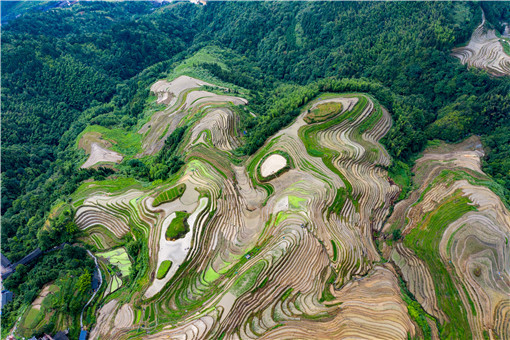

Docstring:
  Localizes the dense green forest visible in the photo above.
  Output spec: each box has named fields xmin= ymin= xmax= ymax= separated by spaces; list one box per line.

xmin=1 ymin=1 xmax=510 ymax=336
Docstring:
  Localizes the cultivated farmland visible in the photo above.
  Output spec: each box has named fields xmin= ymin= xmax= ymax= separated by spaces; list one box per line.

xmin=73 ymin=77 xmax=509 ymax=340
xmin=452 ymin=13 xmax=510 ymax=76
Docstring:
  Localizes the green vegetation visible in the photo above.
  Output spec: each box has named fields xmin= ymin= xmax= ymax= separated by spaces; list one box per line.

xmin=416 ymin=168 xmax=509 ymax=210
xmin=404 ymin=192 xmax=477 ymax=339
xmin=153 ymin=184 xmax=186 ymax=207
xmin=433 ymin=169 xmax=509 ymax=208
xmin=257 ymin=277 xmax=269 ymax=290
xmin=392 ymin=228 xmax=402 ymax=241
xmin=398 ymin=277 xmax=433 ymax=340
xmin=231 ymin=261 xmax=265 ymax=297
xmin=288 ymin=195 xmax=306 ymax=210
xmin=156 ymin=260 xmax=173 ymax=280
xmin=331 ymin=240 xmax=338 ymax=262
xmin=299 ymin=94 xmax=367 ymax=205
xmin=76 ymin=125 xmax=143 ymax=157
xmin=166 ymin=212 xmax=190 ymax=241
xmin=462 ymin=283 xmax=477 ymax=316
xmin=3 ymin=2 xmax=510 ymax=337
xmin=85 ymin=226 xmax=123 ymax=250
xmin=134 ymin=309 xmax=142 ymax=324
xmin=328 ymin=188 xmax=348 ymax=218
xmin=147 ymin=126 xmax=188 ymax=181
xmin=281 ymin=288 xmax=294 ymax=302
xmin=23 ymin=308 xmax=43 ymax=329
xmin=3 ymin=246 xmax=94 ymax=338
xmin=358 ymin=97 xmax=383 ymax=133
xmin=204 ymin=266 xmax=221 ymax=283
xmin=319 ymin=271 xmax=337 ymax=303
xmin=501 ymin=39 xmax=510 ymax=56
xmin=38 ymin=203 xmax=79 ymax=251
xmin=1 ymin=1 xmax=54 ymax=23
xmin=167 ymin=46 xmax=235 ymax=86
xmin=97 ymin=248 xmax=132 ymax=277
xmin=118 ymin=125 xmax=187 ymax=183
xmin=388 ymin=160 xmax=413 ymax=201
xmin=304 ymin=102 xmax=343 ymax=123
xmin=73 ymin=177 xmax=141 ymax=199
xmin=245 ymin=137 xmax=280 ymax=197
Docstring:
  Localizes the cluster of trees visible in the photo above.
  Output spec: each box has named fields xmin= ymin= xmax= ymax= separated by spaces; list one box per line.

xmin=123 ymin=232 xmax=146 ymax=283
xmin=37 ymin=204 xmax=79 ymax=251
xmin=1 ymin=1 xmax=195 ymax=261
xmin=2 ymin=245 xmax=95 ymax=337
xmin=120 ymin=125 xmax=187 ymax=182
xmin=187 ymin=2 xmax=509 ymax=200
xmin=482 ymin=1 xmax=510 ymax=33
xmin=3 ymin=165 xmax=114 ymax=263
xmin=2 ymin=1 xmax=510 ymax=335
xmin=152 ymin=125 xmax=187 ymax=178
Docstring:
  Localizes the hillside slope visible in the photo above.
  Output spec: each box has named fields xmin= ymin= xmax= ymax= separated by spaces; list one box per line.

xmin=2 ymin=2 xmax=510 ymax=339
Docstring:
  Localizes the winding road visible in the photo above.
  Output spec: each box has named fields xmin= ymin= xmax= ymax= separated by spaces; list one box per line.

xmin=80 ymin=250 xmax=103 ymax=329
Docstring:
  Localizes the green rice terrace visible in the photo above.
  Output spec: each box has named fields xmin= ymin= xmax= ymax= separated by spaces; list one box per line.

xmin=4 ymin=3 xmax=510 ymax=339
xmin=52 ymin=74 xmax=509 ymax=339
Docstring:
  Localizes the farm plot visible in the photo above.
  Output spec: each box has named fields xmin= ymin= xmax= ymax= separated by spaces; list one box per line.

xmin=17 ymin=284 xmax=60 ymax=337
xmin=72 ymin=77 xmax=510 ymax=340
xmin=452 ymin=13 xmax=510 ymax=76
xmin=80 ymin=91 xmax=408 ymax=339
xmin=189 ymin=107 xmax=241 ymax=151
xmin=97 ymin=248 xmax=132 ymax=277
xmin=139 ymin=75 xmax=247 ymax=156
xmin=129 ymin=92 xmax=410 ymax=339
xmin=384 ymin=136 xmax=510 ymax=339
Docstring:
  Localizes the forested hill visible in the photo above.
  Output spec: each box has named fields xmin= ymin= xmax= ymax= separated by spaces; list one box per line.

xmin=4 ymin=0 xmax=510 ymax=260
xmin=1 ymin=2 xmax=510 ymax=334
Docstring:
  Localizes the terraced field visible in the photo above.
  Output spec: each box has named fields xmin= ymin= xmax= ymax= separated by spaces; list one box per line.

xmin=383 ymin=136 xmax=510 ymax=339
xmin=16 ymin=284 xmax=60 ymax=337
xmin=139 ymin=75 xmax=246 ymax=156
xmin=452 ymin=13 xmax=510 ymax=76
xmin=77 ymin=125 xmax=143 ymax=168
xmin=73 ymin=76 xmax=510 ymax=339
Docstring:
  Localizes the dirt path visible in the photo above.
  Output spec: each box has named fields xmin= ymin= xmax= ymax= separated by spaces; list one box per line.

xmin=32 ymin=284 xmax=54 ymax=310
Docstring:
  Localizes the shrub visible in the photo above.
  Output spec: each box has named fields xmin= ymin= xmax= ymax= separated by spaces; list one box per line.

xmin=156 ymin=260 xmax=172 ymax=279
xmin=165 ymin=211 xmax=190 ymax=241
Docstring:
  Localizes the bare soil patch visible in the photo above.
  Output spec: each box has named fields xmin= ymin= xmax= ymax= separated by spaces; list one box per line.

xmin=81 ymin=142 xmax=123 ymax=169
xmin=261 ymin=154 xmax=287 ymax=178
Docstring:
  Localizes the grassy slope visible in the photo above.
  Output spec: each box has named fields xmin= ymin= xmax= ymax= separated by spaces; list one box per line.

xmin=76 ymin=125 xmax=143 ymax=157
xmin=153 ymin=184 xmax=186 ymax=207
xmin=304 ymin=102 xmax=343 ymax=123
xmin=404 ymin=191 xmax=476 ymax=339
